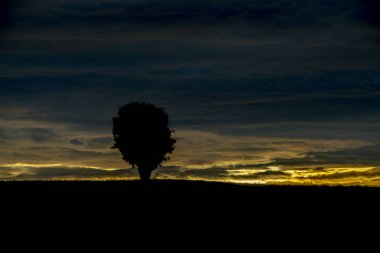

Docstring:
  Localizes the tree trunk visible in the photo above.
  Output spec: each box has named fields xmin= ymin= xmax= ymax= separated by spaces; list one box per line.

xmin=138 ymin=166 xmax=153 ymax=181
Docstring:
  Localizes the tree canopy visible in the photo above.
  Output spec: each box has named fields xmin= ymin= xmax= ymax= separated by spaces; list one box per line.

xmin=112 ymin=102 xmax=176 ymax=180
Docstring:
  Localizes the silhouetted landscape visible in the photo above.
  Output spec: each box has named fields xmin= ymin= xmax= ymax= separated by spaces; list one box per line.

xmin=2 ymin=180 xmax=378 ymax=213
xmin=2 ymin=1 xmax=380 ymax=245
xmin=1 ymin=179 xmax=379 ymax=244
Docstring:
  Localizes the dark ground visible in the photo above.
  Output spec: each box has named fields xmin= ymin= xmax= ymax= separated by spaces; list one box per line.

xmin=1 ymin=180 xmax=378 ymax=247
xmin=1 ymin=180 xmax=378 ymax=212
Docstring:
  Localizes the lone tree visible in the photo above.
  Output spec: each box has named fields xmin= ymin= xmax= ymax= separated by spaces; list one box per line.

xmin=112 ymin=102 xmax=176 ymax=180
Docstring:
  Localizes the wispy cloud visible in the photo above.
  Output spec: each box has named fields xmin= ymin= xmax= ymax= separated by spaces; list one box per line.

xmin=0 ymin=1 xmax=379 ymax=184
xmin=0 ymin=164 xmax=138 ymax=180
xmin=0 ymin=125 xmax=377 ymax=185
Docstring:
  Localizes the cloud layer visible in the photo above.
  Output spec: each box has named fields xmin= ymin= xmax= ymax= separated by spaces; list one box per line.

xmin=0 ymin=0 xmax=379 ymax=185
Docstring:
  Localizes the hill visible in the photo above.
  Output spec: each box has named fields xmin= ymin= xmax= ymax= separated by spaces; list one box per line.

xmin=1 ymin=180 xmax=378 ymax=243
xmin=1 ymin=180 xmax=378 ymax=211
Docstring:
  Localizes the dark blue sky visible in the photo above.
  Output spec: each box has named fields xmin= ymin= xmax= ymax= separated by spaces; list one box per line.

xmin=0 ymin=0 xmax=379 ymax=184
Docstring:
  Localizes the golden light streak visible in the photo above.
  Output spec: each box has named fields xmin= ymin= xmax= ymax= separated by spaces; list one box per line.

xmin=226 ymin=167 xmax=380 ymax=186
xmin=0 ymin=162 xmax=379 ymax=186
xmin=0 ymin=128 xmax=378 ymax=185
xmin=1 ymin=163 xmax=120 ymax=171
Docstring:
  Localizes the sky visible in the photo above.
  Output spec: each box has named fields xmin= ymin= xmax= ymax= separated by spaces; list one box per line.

xmin=0 ymin=0 xmax=380 ymax=185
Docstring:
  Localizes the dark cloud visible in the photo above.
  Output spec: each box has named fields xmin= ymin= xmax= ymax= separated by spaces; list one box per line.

xmin=0 ymin=1 xmax=8 ymax=26
xmin=70 ymin=138 xmax=84 ymax=146
xmin=0 ymin=0 xmax=379 ymax=183
xmin=266 ymin=145 xmax=380 ymax=168
xmin=20 ymin=128 xmax=56 ymax=143
xmin=313 ymin=167 xmax=327 ymax=172
xmin=305 ymin=145 xmax=380 ymax=167
xmin=0 ymin=0 xmax=12 ymax=30
xmin=0 ymin=128 xmax=9 ymax=141
xmin=156 ymin=166 xmax=291 ymax=181
xmin=5 ymin=0 xmax=377 ymax=30
xmin=0 ymin=165 xmax=137 ymax=180
xmin=298 ymin=168 xmax=380 ymax=180
xmin=354 ymin=0 xmax=380 ymax=27
xmin=180 ymin=167 xmax=229 ymax=179
xmin=87 ymin=137 xmax=113 ymax=148
xmin=253 ymin=170 xmax=289 ymax=177
xmin=0 ymin=127 xmax=57 ymax=144
xmin=155 ymin=166 xmax=229 ymax=180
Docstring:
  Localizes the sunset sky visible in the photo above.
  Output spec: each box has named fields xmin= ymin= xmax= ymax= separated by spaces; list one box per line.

xmin=0 ymin=0 xmax=380 ymax=185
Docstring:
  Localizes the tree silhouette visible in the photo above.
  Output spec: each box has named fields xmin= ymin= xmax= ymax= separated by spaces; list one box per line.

xmin=112 ymin=102 xmax=176 ymax=180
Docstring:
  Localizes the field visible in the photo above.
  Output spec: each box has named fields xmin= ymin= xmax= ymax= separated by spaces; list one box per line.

xmin=1 ymin=180 xmax=378 ymax=243
xmin=2 ymin=180 xmax=378 ymax=211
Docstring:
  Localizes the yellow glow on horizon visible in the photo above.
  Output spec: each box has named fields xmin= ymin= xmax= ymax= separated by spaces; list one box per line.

xmin=1 ymin=162 xmax=120 ymax=171
xmin=0 ymin=162 xmax=379 ymax=186
xmin=0 ymin=127 xmax=377 ymax=185
xmin=229 ymin=167 xmax=380 ymax=186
